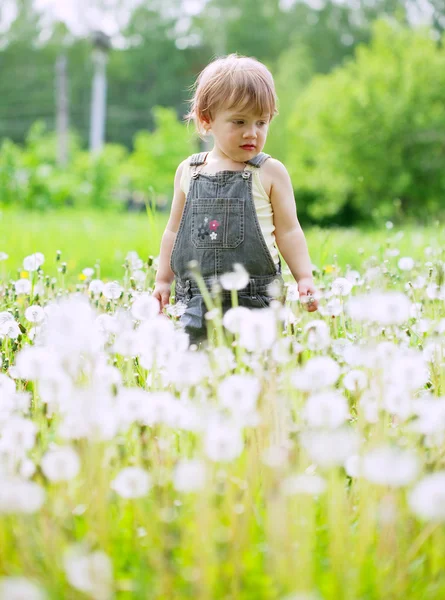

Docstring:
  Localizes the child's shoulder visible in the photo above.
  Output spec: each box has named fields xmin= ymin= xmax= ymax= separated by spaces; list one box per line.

xmin=262 ymin=156 xmax=289 ymax=177
xmin=260 ymin=157 xmax=291 ymax=197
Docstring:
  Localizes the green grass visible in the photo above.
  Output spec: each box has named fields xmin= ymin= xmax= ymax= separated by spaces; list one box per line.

xmin=1 ymin=207 xmax=443 ymax=281
xmin=0 ymin=208 xmax=168 ymax=280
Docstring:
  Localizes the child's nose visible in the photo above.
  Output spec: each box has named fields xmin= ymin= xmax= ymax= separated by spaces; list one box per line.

xmin=243 ymin=127 xmax=257 ymax=138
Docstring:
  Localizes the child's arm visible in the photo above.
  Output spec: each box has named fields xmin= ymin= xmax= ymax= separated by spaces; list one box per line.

xmin=152 ymin=160 xmax=187 ymax=310
xmin=266 ymin=159 xmax=318 ymax=312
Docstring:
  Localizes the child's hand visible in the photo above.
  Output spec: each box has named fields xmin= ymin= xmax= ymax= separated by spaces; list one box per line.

xmin=152 ymin=281 xmax=171 ymax=312
xmin=298 ymin=277 xmax=319 ymax=312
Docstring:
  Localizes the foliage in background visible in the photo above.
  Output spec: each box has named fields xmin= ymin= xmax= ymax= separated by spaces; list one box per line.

xmin=0 ymin=0 xmax=420 ymax=148
xmin=285 ymin=20 xmax=445 ymax=223
xmin=0 ymin=109 xmax=198 ymax=210
xmin=122 ymin=107 xmax=198 ymax=208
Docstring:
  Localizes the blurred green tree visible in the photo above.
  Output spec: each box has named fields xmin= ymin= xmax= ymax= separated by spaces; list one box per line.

xmin=285 ymin=20 xmax=445 ymax=223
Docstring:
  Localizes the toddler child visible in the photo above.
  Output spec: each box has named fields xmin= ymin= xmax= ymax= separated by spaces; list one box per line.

xmin=153 ymin=53 xmax=318 ymax=344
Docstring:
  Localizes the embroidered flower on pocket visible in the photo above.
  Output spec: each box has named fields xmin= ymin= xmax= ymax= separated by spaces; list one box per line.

xmin=210 ymin=232 xmax=217 ymax=240
xmin=209 ymin=220 xmax=220 ymax=231
xmin=197 ymin=224 xmax=210 ymax=240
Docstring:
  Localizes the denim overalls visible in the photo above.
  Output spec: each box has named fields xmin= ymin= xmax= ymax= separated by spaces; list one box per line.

xmin=170 ymin=151 xmax=283 ymax=343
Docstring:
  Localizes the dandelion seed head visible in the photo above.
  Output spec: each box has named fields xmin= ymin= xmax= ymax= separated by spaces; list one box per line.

xmin=409 ymin=472 xmax=445 ymax=521
xmin=111 ymin=467 xmax=152 ymax=498
xmin=362 ymin=446 xmax=420 ymax=487
xmin=173 ymin=459 xmax=206 ymax=493
xmin=0 ymin=577 xmax=46 ymax=600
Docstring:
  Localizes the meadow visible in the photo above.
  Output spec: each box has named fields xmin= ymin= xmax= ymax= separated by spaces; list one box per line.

xmin=1 ymin=208 xmax=440 ymax=278
xmin=1 ymin=210 xmax=445 ymax=599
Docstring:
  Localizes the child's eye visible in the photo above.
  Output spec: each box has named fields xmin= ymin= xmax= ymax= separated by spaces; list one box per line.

xmin=258 ymin=121 xmax=267 ymax=126
xmin=233 ymin=120 xmax=244 ymax=125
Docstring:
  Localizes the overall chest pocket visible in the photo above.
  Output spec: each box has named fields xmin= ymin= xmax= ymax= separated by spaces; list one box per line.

xmin=191 ymin=198 xmax=245 ymax=249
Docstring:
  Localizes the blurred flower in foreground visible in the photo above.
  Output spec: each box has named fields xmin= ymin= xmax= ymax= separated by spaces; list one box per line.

xmin=111 ymin=467 xmax=152 ymax=499
xmin=173 ymin=459 xmax=206 ymax=493
xmin=362 ymin=446 xmax=420 ymax=487
xmin=347 ymin=292 xmax=411 ymax=325
xmin=23 ymin=253 xmax=44 ymax=272
xmin=64 ymin=545 xmax=113 ymax=600
xmin=204 ymin=421 xmax=244 ymax=462
xmin=220 ymin=263 xmax=249 ymax=291
xmin=41 ymin=446 xmax=81 ymax=482
xmin=301 ymin=428 xmax=360 ymax=468
xmin=0 ymin=577 xmax=45 ymax=600
xmin=409 ymin=472 xmax=445 ymax=521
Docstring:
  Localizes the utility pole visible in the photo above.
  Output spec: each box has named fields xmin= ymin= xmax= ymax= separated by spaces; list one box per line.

xmin=89 ymin=31 xmax=111 ymax=154
xmin=55 ymin=54 xmax=69 ymax=167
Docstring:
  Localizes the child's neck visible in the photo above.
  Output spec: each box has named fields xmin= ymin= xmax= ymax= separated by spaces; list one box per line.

xmin=206 ymin=149 xmax=246 ymax=168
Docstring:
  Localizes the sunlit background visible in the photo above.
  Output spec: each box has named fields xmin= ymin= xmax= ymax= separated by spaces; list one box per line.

xmin=1 ymin=0 xmax=445 ymax=270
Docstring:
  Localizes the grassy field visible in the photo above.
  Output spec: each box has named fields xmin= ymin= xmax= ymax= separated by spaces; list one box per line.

xmin=1 ymin=209 xmax=445 ymax=598
xmin=1 ymin=208 xmax=442 ymax=281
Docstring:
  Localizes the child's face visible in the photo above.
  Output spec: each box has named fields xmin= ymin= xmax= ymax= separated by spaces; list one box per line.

xmin=205 ymin=106 xmax=271 ymax=162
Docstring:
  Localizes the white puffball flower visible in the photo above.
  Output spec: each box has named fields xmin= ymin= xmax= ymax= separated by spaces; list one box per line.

xmin=102 ymin=281 xmax=123 ymax=300
xmin=0 ymin=416 xmax=37 ymax=454
xmin=173 ymin=459 xmax=206 ymax=493
xmin=398 ymin=257 xmax=414 ymax=271
xmin=331 ymin=277 xmax=353 ymax=296
xmin=0 ymin=252 xmax=8 ymax=261
xmin=0 ymin=373 xmax=15 ymax=397
xmin=291 ymin=356 xmax=340 ymax=392
xmin=0 ymin=311 xmax=14 ymax=327
xmin=14 ymin=279 xmax=32 ymax=295
xmin=23 ymin=253 xmax=44 ymax=272
xmin=25 ymin=305 xmax=45 ymax=324
xmin=0 ymin=577 xmax=46 ymax=600
xmin=303 ymin=390 xmax=349 ymax=429
xmin=82 ymin=267 xmax=95 ymax=278
xmin=261 ymin=445 xmax=290 ymax=468
xmin=347 ymin=292 xmax=411 ymax=326
xmin=126 ymin=250 xmax=143 ymax=271
xmin=304 ymin=320 xmax=331 ymax=351
xmin=319 ymin=297 xmax=342 ymax=318
xmin=0 ymin=478 xmax=45 ymax=514
xmin=408 ymin=472 xmax=445 ymax=521
xmin=0 ymin=320 xmax=20 ymax=339
xmin=41 ymin=446 xmax=81 ymax=482
xmin=343 ymin=369 xmax=368 ymax=393
xmin=301 ymin=428 xmax=360 ymax=468
xmin=89 ymin=279 xmax=104 ymax=295
xmin=218 ymin=374 xmax=261 ymax=416
xmin=362 ymin=446 xmax=420 ymax=488
xmin=238 ymin=309 xmax=277 ymax=352
xmin=131 ymin=293 xmax=159 ymax=321
xmin=222 ymin=306 xmax=251 ymax=334
xmin=111 ymin=467 xmax=152 ymax=499
xmin=204 ymin=422 xmax=244 ymax=462
xmin=220 ymin=263 xmax=249 ymax=291
xmin=64 ymin=546 xmax=113 ymax=600
xmin=344 ymin=455 xmax=362 ymax=478
xmin=281 ymin=473 xmax=326 ymax=496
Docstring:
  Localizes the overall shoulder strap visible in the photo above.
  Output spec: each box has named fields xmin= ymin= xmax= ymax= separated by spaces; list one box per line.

xmin=245 ymin=152 xmax=271 ymax=168
xmin=189 ymin=152 xmax=208 ymax=167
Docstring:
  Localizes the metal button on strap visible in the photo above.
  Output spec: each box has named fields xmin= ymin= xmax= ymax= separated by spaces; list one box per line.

xmin=242 ymin=171 xmax=251 ymax=179
xmin=191 ymin=171 xmax=199 ymax=179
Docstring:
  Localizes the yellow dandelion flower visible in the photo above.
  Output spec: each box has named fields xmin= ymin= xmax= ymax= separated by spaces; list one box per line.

xmin=79 ymin=273 xmax=87 ymax=281
xmin=20 ymin=271 xmax=29 ymax=278
xmin=323 ymin=265 xmax=336 ymax=274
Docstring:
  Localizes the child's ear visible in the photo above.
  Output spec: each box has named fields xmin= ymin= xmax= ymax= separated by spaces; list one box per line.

xmin=200 ymin=115 xmax=211 ymax=133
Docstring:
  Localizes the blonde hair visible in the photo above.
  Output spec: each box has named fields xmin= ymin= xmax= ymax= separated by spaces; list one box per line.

xmin=185 ymin=53 xmax=278 ymax=137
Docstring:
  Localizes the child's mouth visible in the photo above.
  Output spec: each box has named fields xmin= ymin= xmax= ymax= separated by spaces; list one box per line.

xmin=241 ymin=145 xmax=256 ymax=150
